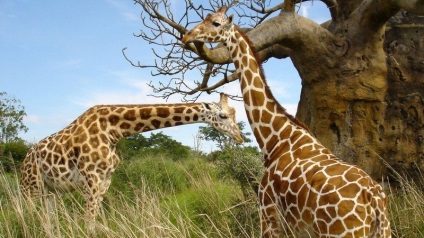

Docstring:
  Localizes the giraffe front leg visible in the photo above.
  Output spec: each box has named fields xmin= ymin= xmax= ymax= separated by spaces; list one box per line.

xmin=260 ymin=204 xmax=288 ymax=238
xmin=79 ymin=174 xmax=103 ymax=235
xmin=259 ymin=181 xmax=289 ymax=238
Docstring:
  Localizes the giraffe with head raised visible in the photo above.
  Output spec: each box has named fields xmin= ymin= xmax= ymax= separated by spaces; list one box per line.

xmin=183 ymin=6 xmax=391 ymax=237
xmin=20 ymin=93 xmax=243 ymax=223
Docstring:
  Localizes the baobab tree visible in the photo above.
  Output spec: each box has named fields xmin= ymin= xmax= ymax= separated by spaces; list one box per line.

xmin=125 ymin=0 xmax=424 ymax=181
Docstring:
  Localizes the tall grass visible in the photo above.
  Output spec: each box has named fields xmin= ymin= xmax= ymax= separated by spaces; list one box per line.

xmin=0 ymin=154 xmax=423 ymax=237
xmin=0 ymin=155 xmax=260 ymax=237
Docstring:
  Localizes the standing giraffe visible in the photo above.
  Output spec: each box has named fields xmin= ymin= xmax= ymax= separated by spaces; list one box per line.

xmin=183 ymin=6 xmax=391 ymax=237
xmin=20 ymin=93 xmax=243 ymax=223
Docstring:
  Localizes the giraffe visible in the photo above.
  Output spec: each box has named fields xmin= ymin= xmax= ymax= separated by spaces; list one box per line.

xmin=183 ymin=6 xmax=391 ymax=237
xmin=20 ymin=93 xmax=243 ymax=223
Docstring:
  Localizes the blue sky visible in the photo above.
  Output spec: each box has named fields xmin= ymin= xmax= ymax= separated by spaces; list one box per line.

xmin=0 ymin=0 xmax=329 ymax=152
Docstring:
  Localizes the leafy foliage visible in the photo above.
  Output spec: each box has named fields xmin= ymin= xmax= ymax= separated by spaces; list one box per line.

xmin=208 ymin=146 xmax=263 ymax=199
xmin=117 ymin=131 xmax=191 ymax=160
xmin=0 ymin=139 xmax=30 ymax=172
xmin=0 ymin=92 xmax=28 ymax=143
xmin=199 ymin=121 xmax=252 ymax=150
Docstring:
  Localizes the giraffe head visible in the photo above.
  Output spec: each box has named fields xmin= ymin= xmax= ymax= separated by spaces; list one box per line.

xmin=182 ymin=6 xmax=232 ymax=44
xmin=203 ymin=93 xmax=243 ymax=144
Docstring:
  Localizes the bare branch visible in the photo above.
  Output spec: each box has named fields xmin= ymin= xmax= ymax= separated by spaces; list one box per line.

xmin=320 ymin=0 xmax=338 ymax=21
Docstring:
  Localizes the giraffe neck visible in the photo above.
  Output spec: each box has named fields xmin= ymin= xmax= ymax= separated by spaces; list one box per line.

xmin=74 ymin=103 xmax=206 ymax=144
xmin=226 ymin=26 xmax=313 ymax=161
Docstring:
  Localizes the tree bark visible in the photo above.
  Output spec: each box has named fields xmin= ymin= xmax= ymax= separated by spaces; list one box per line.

xmin=296 ymin=9 xmax=424 ymax=181
xmin=136 ymin=0 xmax=424 ymax=181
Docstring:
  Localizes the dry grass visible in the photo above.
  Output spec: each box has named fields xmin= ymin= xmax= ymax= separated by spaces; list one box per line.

xmin=1 ymin=161 xmax=423 ymax=237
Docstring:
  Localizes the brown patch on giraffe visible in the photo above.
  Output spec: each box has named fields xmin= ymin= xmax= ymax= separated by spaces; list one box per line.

xmin=164 ymin=121 xmax=172 ymax=127
xmin=270 ymin=142 xmax=290 ymax=159
xmin=193 ymin=105 xmax=201 ymax=112
xmin=251 ymin=109 xmax=260 ymax=124
xmin=99 ymin=134 xmax=108 ymax=144
xmin=122 ymin=131 xmax=131 ymax=137
xmin=123 ymin=109 xmax=136 ymax=121
xmin=265 ymin=135 xmax=278 ymax=152
xmin=261 ymin=110 xmax=272 ymax=124
xmin=90 ymin=137 xmax=100 ymax=148
xmin=251 ymin=89 xmax=265 ymax=107
xmin=248 ymin=58 xmax=259 ymax=71
xmin=253 ymin=127 xmax=264 ymax=148
xmin=240 ymin=40 xmax=247 ymax=54
xmin=253 ymin=76 xmax=264 ymax=88
xmin=242 ymin=90 xmax=250 ymax=104
xmin=84 ymin=114 xmax=98 ymax=128
xmin=91 ymin=152 xmax=100 ymax=162
xmin=99 ymin=117 xmax=107 ymax=131
xmin=151 ymin=119 xmax=161 ymax=128
xmin=325 ymin=206 xmax=337 ymax=219
xmin=89 ymin=124 xmax=99 ymax=134
xmin=115 ymin=107 xmax=125 ymax=114
xmin=232 ymin=48 xmax=238 ymax=59
xmin=186 ymin=108 xmax=192 ymax=113
xmin=173 ymin=116 xmax=182 ymax=121
xmin=324 ymin=164 xmax=349 ymax=177
xmin=234 ymin=59 xmax=240 ymax=69
xmin=328 ymin=219 xmax=345 ymax=235
xmin=241 ymin=55 xmax=248 ymax=68
xmin=357 ymin=177 xmax=372 ymax=187
xmin=100 ymin=146 xmax=109 ymax=158
xmin=108 ymin=115 xmax=120 ymax=126
xmin=87 ymin=164 xmax=95 ymax=172
xmin=156 ymin=108 xmax=170 ymax=118
xmin=120 ymin=122 xmax=131 ymax=130
xmin=98 ymin=161 xmax=107 ymax=170
xmin=139 ymin=108 xmax=152 ymax=120
xmin=174 ymin=107 xmax=185 ymax=113
xmin=59 ymin=166 xmax=67 ymax=173
xmin=244 ymin=69 xmax=252 ymax=83
xmin=98 ymin=108 xmax=109 ymax=115
xmin=193 ymin=114 xmax=199 ymax=121
xmin=134 ymin=122 xmax=145 ymax=132
xmin=142 ymin=126 xmax=152 ymax=132
xmin=175 ymin=121 xmax=183 ymax=126
xmin=82 ymin=144 xmax=90 ymax=153
xmin=185 ymin=116 xmax=190 ymax=121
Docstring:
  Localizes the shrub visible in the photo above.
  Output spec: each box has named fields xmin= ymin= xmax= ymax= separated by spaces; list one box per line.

xmin=208 ymin=146 xmax=264 ymax=198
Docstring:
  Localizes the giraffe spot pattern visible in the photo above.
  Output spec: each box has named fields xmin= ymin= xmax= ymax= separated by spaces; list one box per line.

xmin=20 ymin=101 xmax=242 ymax=222
xmin=183 ymin=11 xmax=392 ymax=237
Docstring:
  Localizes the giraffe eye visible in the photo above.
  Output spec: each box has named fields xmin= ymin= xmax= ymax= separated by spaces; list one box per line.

xmin=219 ymin=114 xmax=228 ymax=119
xmin=212 ymin=21 xmax=221 ymax=27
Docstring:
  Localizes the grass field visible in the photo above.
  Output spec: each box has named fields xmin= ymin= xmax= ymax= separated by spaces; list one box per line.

xmin=0 ymin=154 xmax=423 ymax=237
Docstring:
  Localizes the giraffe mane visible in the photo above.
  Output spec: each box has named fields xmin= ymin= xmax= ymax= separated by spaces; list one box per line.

xmin=233 ymin=25 xmax=312 ymax=134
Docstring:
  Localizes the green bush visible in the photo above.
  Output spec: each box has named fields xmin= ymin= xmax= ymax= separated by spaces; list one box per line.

xmin=117 ymin=132 xmax=191 ymax=161
xmin=111 ymin=155 xmax=191 ymax=198
xmin=208 ymin=146 xmax=264 ymax=198
xmin=0 ymin=140 xmax=30 ymax=172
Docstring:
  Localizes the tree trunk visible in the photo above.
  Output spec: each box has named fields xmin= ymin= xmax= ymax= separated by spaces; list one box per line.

xmin=296 ymin=11 xmax=424 ymax=181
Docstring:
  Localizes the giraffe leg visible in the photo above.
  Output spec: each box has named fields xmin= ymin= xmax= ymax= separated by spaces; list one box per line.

xmin=77 ymin=172 xmax=103 ymax=235
xmin=259 ymin=185 xmax=289 ymax=237
xmin=20 ymin=153 xmax=45 ymax=200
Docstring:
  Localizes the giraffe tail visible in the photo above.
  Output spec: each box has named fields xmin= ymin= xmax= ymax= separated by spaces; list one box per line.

xmin=373 ymin=193 xmax=392 ymax=237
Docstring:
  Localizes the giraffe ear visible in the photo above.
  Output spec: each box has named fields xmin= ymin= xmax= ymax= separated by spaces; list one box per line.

xmin=228 ymin=14 xmax=234 ymax=24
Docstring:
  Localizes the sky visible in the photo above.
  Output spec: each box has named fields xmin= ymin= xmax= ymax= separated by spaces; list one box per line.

xmin=0 ymin=0 xmax=329 ymax=152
